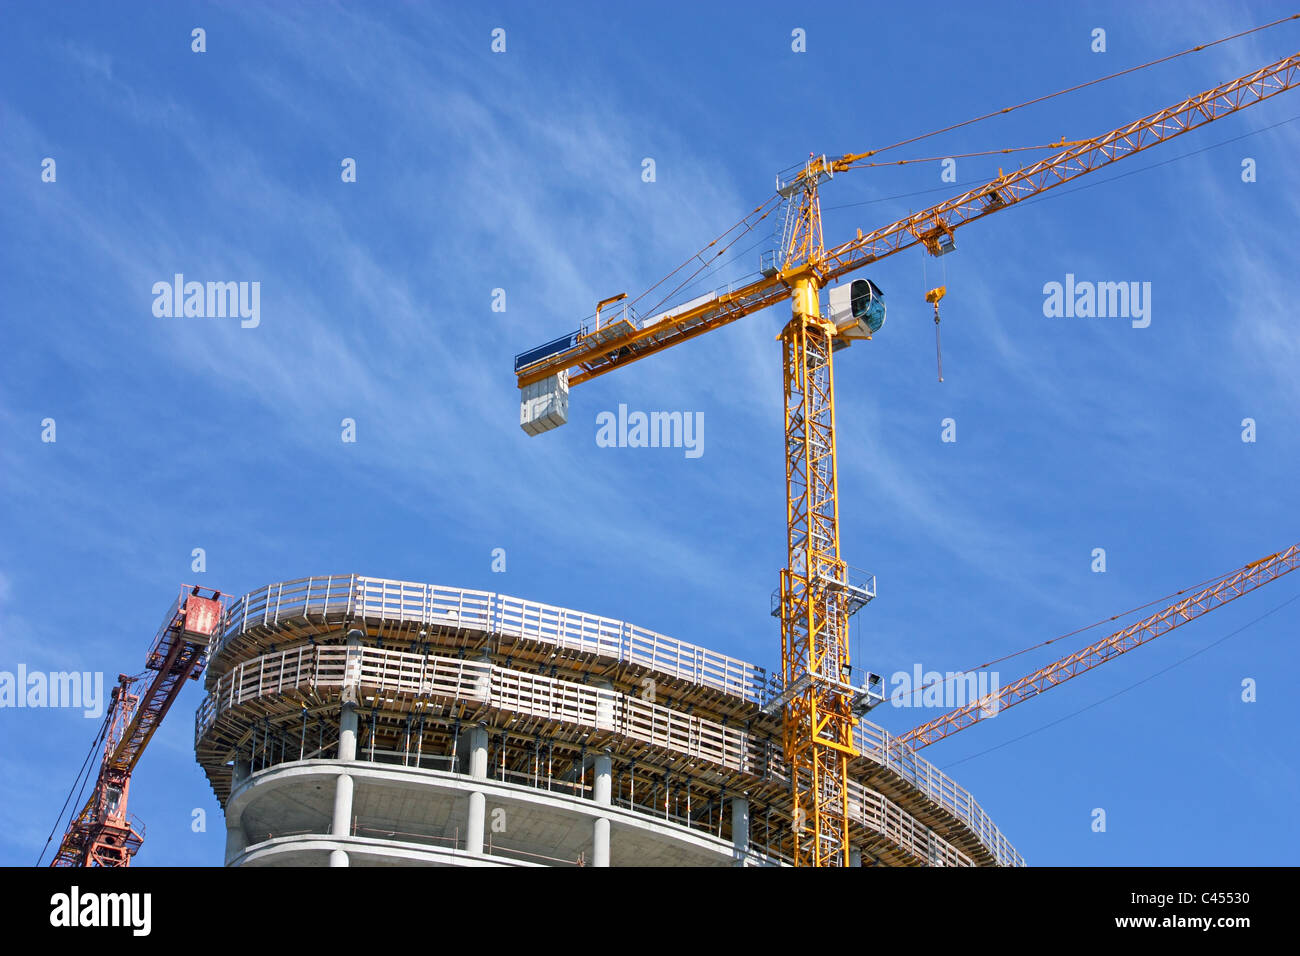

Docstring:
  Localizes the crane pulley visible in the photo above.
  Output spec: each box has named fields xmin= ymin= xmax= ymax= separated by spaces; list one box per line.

xmin=926 ymin=285 xmax=946 ymax=383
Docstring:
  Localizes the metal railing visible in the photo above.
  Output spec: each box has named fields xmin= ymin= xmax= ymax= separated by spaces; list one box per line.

xmin=209 ymin=575 xmax=1022 ymax=865
xmin=213 ymin=575 xmax=769 ymax=704
xmin=514 ymin=330 xmax=583 ymax=373
xmin=197 ymin=643 xmax=976 ymax=867
xmin=854 ymin=722 xmax=1025 ymax=867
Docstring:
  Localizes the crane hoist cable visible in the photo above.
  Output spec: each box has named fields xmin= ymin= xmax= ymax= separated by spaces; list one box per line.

xmin=926 ymin=286 xmax=946 ymax=382
xmin=920 ymin=246 xmax=949 ymax=381
xmin=35 ymin=712 xmax=113 ymax=866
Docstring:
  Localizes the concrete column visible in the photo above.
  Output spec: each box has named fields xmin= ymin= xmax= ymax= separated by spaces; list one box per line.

xmin=591 ymin=750 xmax=612 ymax=867
xmin=329 ymin=771 xmax=354 ymax=866
xmin=731 ymin=797 xmax=750 ymax=866
xmin=466 ymin=791 xmax=486 ymax=855
xmin=593 ymin=751 xmax=612 ymax=805
xmin=467 ymin=724 xmax=488 ymax=779
xmin=849 ymin=847 xmax=863 ymax=867
xmin=464 ymin=723 xmax=488 ymax=855
xmin=223 ymin=820 xmax=246 ymax=866
xmin=339 ymin=629 xmax=364 ymax=763
xmin=592 ymin=817 xmax=610 ymax=868
xmin=331 ymin=772 xmax=354 ymax=837
xmin=223 ymin=756 xmax=251 ymax=866
xmin=338 ymin=703 xmax=358 ymax=762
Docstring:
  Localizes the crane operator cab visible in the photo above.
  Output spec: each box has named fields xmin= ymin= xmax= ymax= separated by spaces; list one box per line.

xmin=827 ymin=277 xmax=886 ymax=350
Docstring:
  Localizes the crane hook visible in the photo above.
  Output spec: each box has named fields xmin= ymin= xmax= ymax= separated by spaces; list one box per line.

xmin=926 ymin=286 xmax=946 ymax=382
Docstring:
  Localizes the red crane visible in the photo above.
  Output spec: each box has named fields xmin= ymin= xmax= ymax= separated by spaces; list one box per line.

xmin=48 ymin=586 xmax=223 ymax=867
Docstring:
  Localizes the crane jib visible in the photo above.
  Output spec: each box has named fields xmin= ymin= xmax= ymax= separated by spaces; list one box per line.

xmin=514 ymin=49 xmax=1300 ymax=395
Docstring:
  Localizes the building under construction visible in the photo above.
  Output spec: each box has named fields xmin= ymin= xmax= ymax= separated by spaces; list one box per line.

xmin=198 ymin=575 xmax=1024 ymax=867
xmin=50 ymin=27 xmax=1300 ymax=871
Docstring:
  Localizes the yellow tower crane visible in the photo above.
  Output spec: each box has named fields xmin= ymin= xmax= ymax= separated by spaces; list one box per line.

xmin=514 ymin=44 xmax=1300 ymax=866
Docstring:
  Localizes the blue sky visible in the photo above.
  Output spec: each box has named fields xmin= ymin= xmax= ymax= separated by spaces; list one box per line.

xmin=2 ymin=1 xmax=1298 ymax=867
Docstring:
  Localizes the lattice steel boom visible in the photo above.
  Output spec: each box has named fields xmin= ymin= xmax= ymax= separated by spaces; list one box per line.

xmin=898 ymin=544 xmax=1300 ymax=750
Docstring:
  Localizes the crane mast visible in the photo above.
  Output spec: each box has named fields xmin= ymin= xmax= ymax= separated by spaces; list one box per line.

xmin=779 ymin=315 xmax=860 ymax=865
xmin=50 ymin=586 xmax=223 ymax=866
xmin=514 ymin=47 xmax=1300 ymax=865
xmin=51 ymin=675 xmax=145 ymax=867
xmin=776 ymin=167 xmax=864 ymax=865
